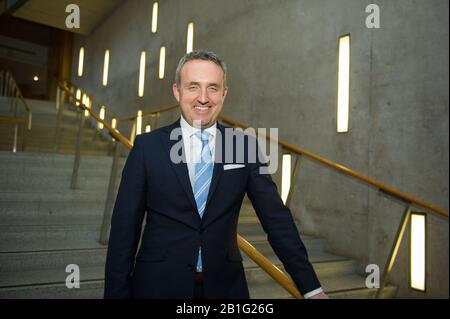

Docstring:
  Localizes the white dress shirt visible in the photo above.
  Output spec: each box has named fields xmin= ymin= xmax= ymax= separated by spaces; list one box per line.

xmin=180 ymin=116 xmax=216 ymax=188
xmin=179 ymin=116 xmax=323 ymax=299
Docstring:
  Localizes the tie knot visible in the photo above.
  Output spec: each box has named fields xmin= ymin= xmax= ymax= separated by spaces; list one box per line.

xmin=195 ymin=131 xmax=210 ymax=143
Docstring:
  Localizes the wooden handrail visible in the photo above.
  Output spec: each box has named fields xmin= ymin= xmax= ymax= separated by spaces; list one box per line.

xmin=63 ymin=80 xmax=118 ymax=119
xmin=218 ymin=115 xmax=449 ymax=219
xmin=57 ymin=81 xmax=304 ymax=299
xmin=117 ymin=104 xmax=179 ymax=122
xmin=238 ymin=235 xmax=302 ymax=298
xmin=59 ymin=82 xmax=132 ymax=149
xmin=0 ymin=116 xmax=25 ymax=125
xmin=64 ymin=79 xmax=179 ymax=122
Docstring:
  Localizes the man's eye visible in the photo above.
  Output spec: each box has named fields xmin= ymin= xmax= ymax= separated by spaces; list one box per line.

xmin=189 ymin=86 xmax=198 ymax=90
xmin=208 ymin=87 xmax=218 ymax=92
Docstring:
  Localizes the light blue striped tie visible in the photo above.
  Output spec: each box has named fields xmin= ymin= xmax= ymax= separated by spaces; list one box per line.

xmin=194 ymin=131 xmax=213 ymax=272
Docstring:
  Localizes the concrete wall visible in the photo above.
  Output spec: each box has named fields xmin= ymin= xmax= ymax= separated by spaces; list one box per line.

xmin=71 ymin=0 xmax=449 ymax=298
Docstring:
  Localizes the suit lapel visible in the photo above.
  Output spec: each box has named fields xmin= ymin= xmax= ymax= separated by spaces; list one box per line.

xmin=203 ymin=123 xmax=225 ymax=218
xmin=161 ymin=119 xmax=199 ymax=216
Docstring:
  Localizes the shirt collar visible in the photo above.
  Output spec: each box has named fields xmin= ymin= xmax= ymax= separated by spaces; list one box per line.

xmin=180 ymin=115 xmax=217 ymax=140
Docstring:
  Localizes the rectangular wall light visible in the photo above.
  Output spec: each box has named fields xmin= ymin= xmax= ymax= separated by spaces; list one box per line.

xmin=76 ymin=89 xmax=81 ymax=106
xmin=78 ymin=47 xmax=84 ymax=77
xmin=84 ymin=95 xmax=90 ymax=117
xmin=138 ymin=51 xmax=146 ymax=97
xmin=103 ymin=50 xmax=110 ymax=86
xmin=111 ymin=117 xmax=117 ymax=141
xmin=410 ymin=213 xmax=426 ymax=292
xmin=136 ymin=110 xmax=143 ymax=135
xmin=151 ymin=2 xmax=158 ymax=33
xmin=98 ymin=106 xmax=105 ymax=129
xmin=281 ymin=154 xmax=292 ymax=204
xmin=145 ymin=124 xmax=151 ymax=133
xmin=187 ymin=22 xmax=194 ymax=53
xmin=337 ymin=34 xmax=350 ymax=133
xmin=159 ymin=46 xmax=166 ymax=79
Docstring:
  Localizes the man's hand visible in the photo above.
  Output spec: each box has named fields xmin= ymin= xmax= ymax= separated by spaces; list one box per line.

xmin=309 ymin=292 xmax=329 ymax=299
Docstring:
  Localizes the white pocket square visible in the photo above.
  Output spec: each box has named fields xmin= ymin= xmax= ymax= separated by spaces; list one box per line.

xmin=223 ymin=164 xmax=245 ymax=170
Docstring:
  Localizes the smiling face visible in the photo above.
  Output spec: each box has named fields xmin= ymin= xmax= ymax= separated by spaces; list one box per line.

xmin=173 ymin=59 xmax=228 ymax=129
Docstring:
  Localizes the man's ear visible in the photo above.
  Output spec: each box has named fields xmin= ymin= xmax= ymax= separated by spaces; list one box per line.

xmin=222 ymin=86 xmax=228 ymax=100
xmin=172 ymin=84 xmax=180 ymax=102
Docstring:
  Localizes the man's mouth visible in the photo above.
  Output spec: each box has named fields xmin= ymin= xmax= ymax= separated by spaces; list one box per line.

xmin=194 ymin=105 xmax=212 ymax=111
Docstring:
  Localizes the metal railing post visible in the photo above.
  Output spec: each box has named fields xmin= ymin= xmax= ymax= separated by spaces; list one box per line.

xmin=12 ymin=124 xmax=18 ymax=153
xmin=12 ymin=93 xmax=19 ymax=153
xmin=20 ymin=112 xmax=26 ymax=152
xmin=54 ymin=86 xmax=64 ymax=153
xmin=375 ymin=205 xmax=412 ymax=299
xmin=55 ymin=85 xmax=61 ymax=110
xmin=99 ymin=141 xmax=122 ymax=245
xmin=70 ymin=112 xmax=85 ymax=189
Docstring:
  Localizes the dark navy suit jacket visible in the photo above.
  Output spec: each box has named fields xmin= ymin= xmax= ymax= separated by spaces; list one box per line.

xmin=104 ymin=119 xmax=321 ymax=299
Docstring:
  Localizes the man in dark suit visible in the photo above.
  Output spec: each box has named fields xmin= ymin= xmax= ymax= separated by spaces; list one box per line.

xmin=104 ymin=50 xmax=328 ymax=299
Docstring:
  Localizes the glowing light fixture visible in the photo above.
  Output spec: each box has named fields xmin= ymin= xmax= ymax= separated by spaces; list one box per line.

xmin=98 ymin=106 xmax=106 ymax=129
xmin=187 ymin=22 xmax=194 ymax=53
xmin=337 ymin=34 xmax=350 ymax=133
xmin=159 ymin=46 xmax=166 ymax=79
xmin=111 ymin=117 xmax=117 ymax=141
xmin=76 ymin=89 xmax=81 ymax=106
xmin=281 ymin=154 xmax=292 ymax=204
xmin=103 ymin=50 xmax=110 ymax=86
xmin=145 ymin=124 xmax=151 ymax=133
xmin=83 ymin=95 xmax=90 ymax=117
xmin=138 ymin=51 xmax=146 ymax=97
xmin=151 ymin=2 xmax=158 ymax=33
xmin=78 ymin=47 xmax=84 ymax=77
xmin=136 ymin=110 xmax=143 ymax=135
xmin=410 ymin=213 xmax=426 ymax=292
xmin=33 ymin=76 xmax=39 ymax=81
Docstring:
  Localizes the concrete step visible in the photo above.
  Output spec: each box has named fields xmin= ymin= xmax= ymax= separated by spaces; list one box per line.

xmin=0 ymin=278 xmax=398 ymax=299
xmin=27 ymin=114 xmax=81 ymax=130
xmin=0 ymin=280 xmax=105 ymax=299
xmin=248 ymin=275 xmax=398 ymax=299
xmin=0 ymin=162 xmax=125 ymax=177
xmin=24 ymin=132 xmax=110 ymax=144
xmin=0 ymin=189 xmax=110 ymax=202
xmin=26 ymin=124 xmax=108 ymax=136
xmin=0 ymin=248 xmax=106 ymax=279
xmin=0 ymin=176 xmax=121 ymax=193
xmin=0 ymin=151 xmax=125 ymax=165
xmin=0 ymin=175 xmax=116 ymax=192
xmin=244 ymin=258 xmax=357 ymax=285
xmin=0 ymin=245 xmax=355 ymax=290
xmin=0 ymin=224 xmax=105 ymax=252
xmin=23 ymin=147 xmax=112 ymax=157
xmin=0 ymin=262 xmax=397 ymax=299
xmin=241 ymin=240 xmax=346 ymax=269
xmin=0 ymin=200 xmax=108 ymax=225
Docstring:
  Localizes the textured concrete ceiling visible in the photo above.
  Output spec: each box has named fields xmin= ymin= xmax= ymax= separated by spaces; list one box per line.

xmin=12 ymin=0 xmax=123 ymax=35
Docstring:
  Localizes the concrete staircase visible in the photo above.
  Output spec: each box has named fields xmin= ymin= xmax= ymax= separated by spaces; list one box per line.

xmin=0 ymin=97 xmax=113 ymax=156
xmin=0 ymin=98 xmax=397 ymax=299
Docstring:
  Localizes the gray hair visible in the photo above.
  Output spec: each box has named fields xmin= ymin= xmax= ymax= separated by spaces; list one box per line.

xmin=175 ymin=50 xmax=227 ymax=88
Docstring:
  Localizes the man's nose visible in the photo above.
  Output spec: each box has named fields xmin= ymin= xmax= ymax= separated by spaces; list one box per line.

xmin=197 ymin=89 xmax=209 ymax=104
